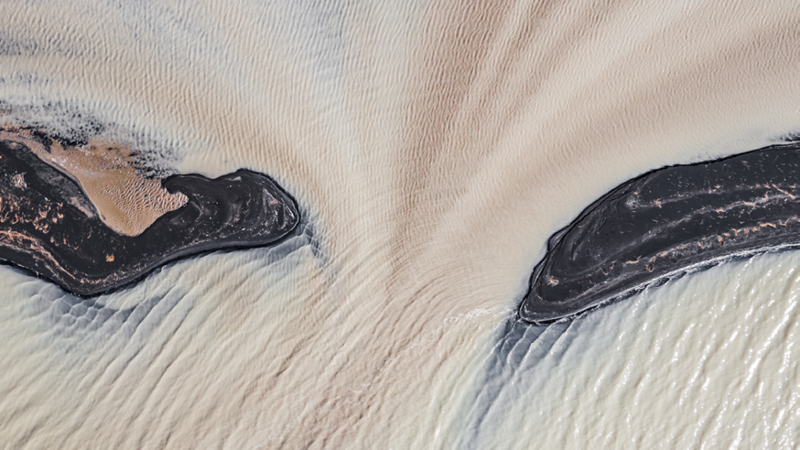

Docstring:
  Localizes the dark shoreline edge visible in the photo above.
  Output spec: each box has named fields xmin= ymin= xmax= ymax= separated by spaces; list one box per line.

xmin=0 ymin=139 xmax=300 ymax=296
xmin=520 ymin=141 xmax=800 ymax=324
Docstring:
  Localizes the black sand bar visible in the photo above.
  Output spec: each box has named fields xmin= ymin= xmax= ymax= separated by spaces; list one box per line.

xmin=0 ymin=139 xmax=299 ymax=295
xmin=520 ymin=141 xmax=800 ymax=324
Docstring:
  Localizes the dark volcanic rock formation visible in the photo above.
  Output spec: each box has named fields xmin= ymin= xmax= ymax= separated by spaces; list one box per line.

xmin=520 ymin=141 xmax=800 ymax=324
xmin=0 ymin=139 xmax=299 ymax=296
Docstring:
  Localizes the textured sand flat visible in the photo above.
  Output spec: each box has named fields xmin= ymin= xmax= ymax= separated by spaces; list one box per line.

xmin=0 ymin=129 xmax=188 ymax=236
xmin=0 ymin=0 xmax=798 ymax=448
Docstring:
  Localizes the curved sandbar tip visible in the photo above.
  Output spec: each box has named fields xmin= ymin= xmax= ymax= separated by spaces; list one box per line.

xmin=520 ymin=141 xmax=800 ymax=324
xmin=0 ymin=138 xmax=300 ymax=296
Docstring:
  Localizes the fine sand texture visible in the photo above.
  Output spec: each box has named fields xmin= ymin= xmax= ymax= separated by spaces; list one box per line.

xmin=0 ymin=1 xmax=798 ymax=449
xmin=0 ymin=129 xmax=188 ymax=236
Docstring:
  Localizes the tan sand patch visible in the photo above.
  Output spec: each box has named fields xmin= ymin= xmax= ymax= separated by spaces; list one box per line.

xmin=0 ymin=128 xmax=187 ymax=236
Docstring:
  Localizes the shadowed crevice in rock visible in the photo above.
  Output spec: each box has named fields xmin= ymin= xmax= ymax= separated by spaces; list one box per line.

xmin=0 ymin=138 xmax=300 ymax=296
xmin=521 ymin=140 xmax=800 ymax=323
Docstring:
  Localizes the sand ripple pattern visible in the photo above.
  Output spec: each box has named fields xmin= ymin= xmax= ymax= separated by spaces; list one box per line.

xmin=462 ymin=251 xmax=800 ymax=449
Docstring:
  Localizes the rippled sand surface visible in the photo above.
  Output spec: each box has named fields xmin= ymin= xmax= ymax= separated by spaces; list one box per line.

xmin=464 ymin=251 xmax=800 ymax=449
xmin=0 ymin=129 xmax=188 ymax=235
xmin=0 ymin=0 xmax=798 ymax=448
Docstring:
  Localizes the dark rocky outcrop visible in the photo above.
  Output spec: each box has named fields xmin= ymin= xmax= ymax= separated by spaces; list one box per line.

xmin=521 ymin=141 xmax=800 ymax=323
xmin=0 ymin=139 xmax=299 ymax=295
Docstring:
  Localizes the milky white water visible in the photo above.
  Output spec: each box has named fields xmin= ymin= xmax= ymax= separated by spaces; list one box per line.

xmin=0 ymin=0 xmax=798 ymax=448
xmin=463 ymin=251 xmax=800 ymax=449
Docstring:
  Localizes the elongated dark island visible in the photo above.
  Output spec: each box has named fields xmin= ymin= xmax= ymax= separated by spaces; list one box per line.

xmin=520 ymin=141 xmax=800 ymax=324
xmin=0 ymin=139 xmax=299 ymax=296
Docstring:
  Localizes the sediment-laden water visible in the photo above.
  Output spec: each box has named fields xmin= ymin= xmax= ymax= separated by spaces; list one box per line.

xmin=0 ymin=0 xmax=798 ymax=448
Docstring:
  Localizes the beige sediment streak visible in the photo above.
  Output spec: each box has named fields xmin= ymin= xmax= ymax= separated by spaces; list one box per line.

xmin=0 ymin=0 xmax=797 ymax=448
xmin=0 ymin=129 xmax=187 ymax=236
